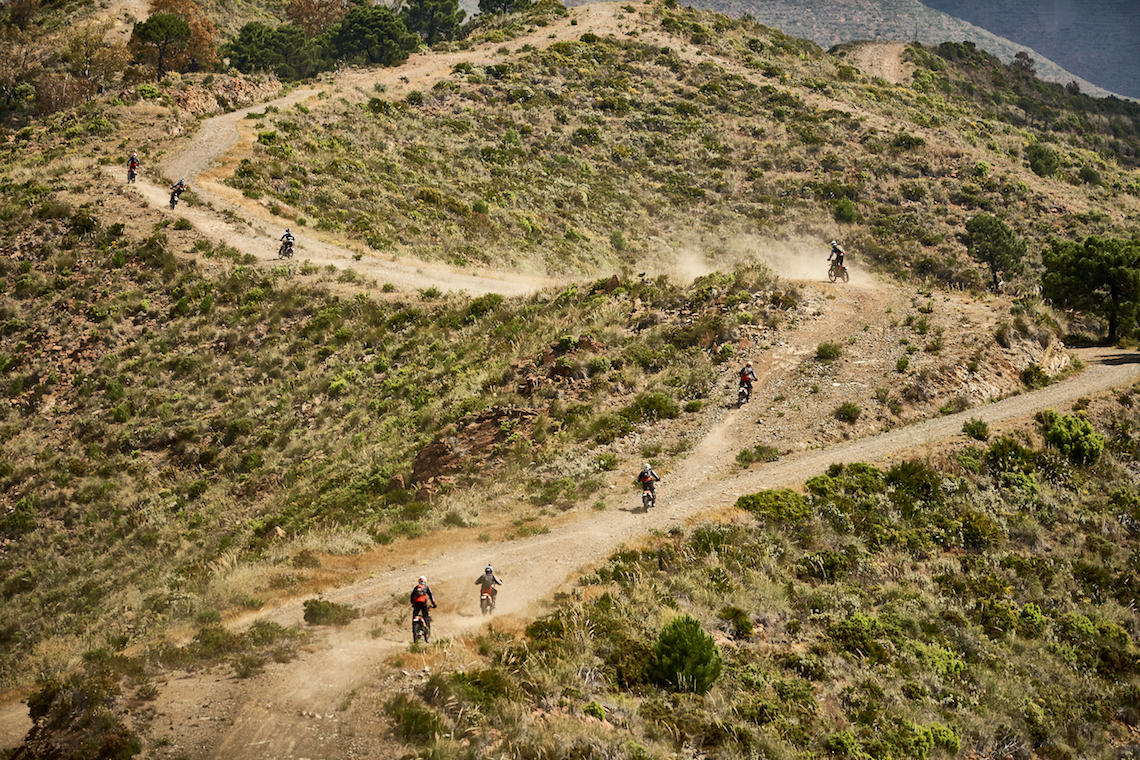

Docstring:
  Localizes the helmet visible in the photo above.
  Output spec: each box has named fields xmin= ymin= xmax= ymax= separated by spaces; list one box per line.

xmin=642 ymin=463 xmax=650 ymax=471
xmin=418 ymin=575 xmax=427 ymax=582
xmin=131 ymin=151 xmax=137 ymax=157
xmin=286 ymin=228 xmax=291 ymax=234
xmin=746 ymin=361 xmax=752 ymax=366
xmin=485 ymin=565 xmax=493 ymax=573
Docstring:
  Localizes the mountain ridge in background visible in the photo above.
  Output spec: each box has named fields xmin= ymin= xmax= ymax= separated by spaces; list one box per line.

xmin=921 ymin=0 xmax=1140 ymax=100
xmin=560 ymin=0 xmax=1132 ymax=99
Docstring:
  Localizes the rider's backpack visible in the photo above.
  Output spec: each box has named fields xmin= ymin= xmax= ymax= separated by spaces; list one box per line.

xmin=412 ymin=584 xmax=428 ymax=603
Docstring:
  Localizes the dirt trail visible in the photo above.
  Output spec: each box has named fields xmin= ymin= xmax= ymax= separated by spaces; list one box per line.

xmin=844 ymin=41 xmax=914 ymax=85
xmin=105 ymin=336 xmax=1138 ymax=760
xmin=108 ymin=4 xmax=635 ymax=300
xmin=6 ymin=6 xmax=1138 ymax=757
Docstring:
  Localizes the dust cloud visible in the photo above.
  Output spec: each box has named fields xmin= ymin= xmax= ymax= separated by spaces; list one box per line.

xmin=660 ymin=233 xmax=853 ymax=286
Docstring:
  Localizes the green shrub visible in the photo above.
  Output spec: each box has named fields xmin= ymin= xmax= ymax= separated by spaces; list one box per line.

xmin=835 ymin=402 xmax=861 ymax=423
xmin=385 ymin=693 xmax=448 ymax=744
xmin=833 ymin=197 xmax=859 ymax=224
xmin=736 ymin=489 xmax=810 ymax=524
xmin=649 ymin=615 xmax=722 ymax=694
xmin=962 ymin=417 xmax=989 ymax=441
xmin=1021 ymin=363 xmax=1049 ymax=388
xmin=1039 ymin=409 xmax=1104 ymax=465
xmin=302 ymin=598 xmax=360 ymax=626
xmin=736 ymin=444 xmax=779 ymax=467
xmin=621 ymin=391 xmax=680 ymax=424
xmin=816 ymin=341 xmax=843 ymax=362
xmin=717 ymin=607 xmax=754 ymax=639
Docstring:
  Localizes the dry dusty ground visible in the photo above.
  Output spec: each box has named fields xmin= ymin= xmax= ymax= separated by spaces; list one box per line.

xmin=4 ymin=6 xmax=1140 ymax=756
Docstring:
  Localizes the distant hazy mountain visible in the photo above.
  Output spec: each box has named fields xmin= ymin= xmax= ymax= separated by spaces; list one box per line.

xmin=921 ymin=0 xmax=1140 ymax=100
xmin=560 ymin=0 xmax=1130 ymax=99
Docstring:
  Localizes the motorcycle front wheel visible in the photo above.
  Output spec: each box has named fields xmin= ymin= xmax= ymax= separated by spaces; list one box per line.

xmin=828 ymin=266 xmax=837 ymax=283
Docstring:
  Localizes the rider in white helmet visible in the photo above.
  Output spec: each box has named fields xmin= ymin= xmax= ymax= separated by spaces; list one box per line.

xmin=410 ymin=575 xmax=436 ymax=621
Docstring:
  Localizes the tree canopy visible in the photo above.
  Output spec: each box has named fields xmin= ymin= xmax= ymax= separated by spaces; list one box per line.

xmin=330 ymin=5 xmax=419 ymax=67
xmin=963 ymin=213 xmax=1026 ymax=291
xmin=477 ymin=0 xmax=533 ymax=17
xmin=131 ymin=13 xmax=191 ymax=79
xmin=402 ymin=0 xmax=464 ymax=47
xmin=1042 ymin=237 xmax=1140 ymax=341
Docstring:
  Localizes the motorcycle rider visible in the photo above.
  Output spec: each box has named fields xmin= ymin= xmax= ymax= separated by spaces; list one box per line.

xmin=476 ymin=565 xmax=502 ymax=605
xmin=127 ymin=152 xmax=140 ymax=180
xmin=410 ymin=575 xmax=436 ymax=623
xmin=829 ymin=240 xmax=846 ymax=270
xmin=638 ymin=462 xmax=660 ymax=504
xmin=280 ymin=228 xmax=294 ymax=251
xmin=739 ymin=360 xmax=757 ymax=402
xmin=170 ymin=178 xmax=187 ymax=206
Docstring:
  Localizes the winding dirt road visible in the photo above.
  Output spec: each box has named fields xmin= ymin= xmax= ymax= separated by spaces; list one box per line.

xmin=8 ymin=7 xmax=1140 ymax=757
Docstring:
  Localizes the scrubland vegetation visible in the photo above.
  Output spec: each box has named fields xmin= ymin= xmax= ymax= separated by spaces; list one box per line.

xmin=3 ymin=0 xmax=1140 ymax=756
xmin=382 ymin=408 xmax=1140 ymax=759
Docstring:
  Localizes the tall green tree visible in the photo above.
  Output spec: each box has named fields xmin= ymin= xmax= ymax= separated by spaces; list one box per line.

xmin=131 ymin=13 xmax=191 ymax=79
xmin=225 ymin=23 xmax=325 ymax=80
xmin=1042 ymin=237 xmax=1140 ymax=341
xmin=964 ymin=213 xmax=1026 ymax=291
xmin=402 ymin=0 xmax=463 ymax=47
xmin=477 ymin=0 xmax=532 ymax=17
xmin=328 ymin=5 xmax=418 ymax=67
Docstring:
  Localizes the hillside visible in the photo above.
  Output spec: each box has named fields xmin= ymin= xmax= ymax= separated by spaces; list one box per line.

xmin=609 ymin=0 xmax=1127 ymax=99
xmin=3 ymin=0 xmax=1140 ymax=758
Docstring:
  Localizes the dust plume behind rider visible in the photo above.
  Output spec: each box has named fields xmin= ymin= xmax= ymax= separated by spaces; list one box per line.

xmin=476 ymin=565 xmax=502 ymax=600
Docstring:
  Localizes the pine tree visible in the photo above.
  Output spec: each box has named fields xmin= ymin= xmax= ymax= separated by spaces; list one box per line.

xmin=402 ymin=0 xmax=464 ymax=46
xmin=649 ymin=615 xmax=722 ymax=695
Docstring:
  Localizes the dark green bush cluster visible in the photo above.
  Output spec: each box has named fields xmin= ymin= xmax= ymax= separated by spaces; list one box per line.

xmin=302 ymin=598 xmax=360 ymax=626
xmin=226 ymin=6 xmax=420 ymax=81
xmin=648 ymin=615 xmax=722 ymax=695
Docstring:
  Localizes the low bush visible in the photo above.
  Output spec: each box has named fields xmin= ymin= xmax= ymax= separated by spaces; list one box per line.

xmin=1038 ymin=409 xmax=1104 ymax=465
xmin=835 ymin=402 xmax=861 ymax=422
xmin=736 ymin=488 xmax=810 ymax=524
xmin=302 ymin=598 xmax=360 ymax=626
xmin=816 ymin=341 xmax=843 ymax=362
xmin=962 ymin=417 xmax=989 ymax=441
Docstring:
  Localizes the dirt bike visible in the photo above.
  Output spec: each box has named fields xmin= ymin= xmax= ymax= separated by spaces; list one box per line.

xmin=127 ymin=166 xmax=138 ymax=183
xmin=480 ymin=590 xmax=496 ymax=616
xmin=641 ymin=484 xmax=658 ymax=511
xmin=278 ymin=239 xmax=294 ymax=259
xmin=738 ymin=383 xmax=752 ymax=406
xmin=412 ymin=608 xmax=432 ymax=643
xmin=169 ymin=187 xmax=186 ymax=210
xmin=828 ymin=262 xmax=849 ymax=283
